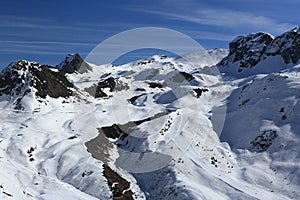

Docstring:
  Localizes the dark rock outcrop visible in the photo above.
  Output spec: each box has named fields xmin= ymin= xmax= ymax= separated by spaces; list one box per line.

xmin=0 ymin=60 xmax=74 ymax=104
xmin=218 ymin=27 xmax=300 ymax=73
xmin=218 ymin=32 xmax=273 ymax=70
xmin=57 ymin=53 xmax=92 ymax=74
xmin=193 ymin=88 xmax=209 ymax=98
xmin=95 ymin=77 xmax=129 ymax=98
xmin=250 ymin=130 xmax=278 ymax=152
xmin=102 ymin=164 xmax=134 ymax=200
xmin=265 ymin=27 xmax=300 ymax=64
xmin=30 ymin=65 xmax=73 ymax=98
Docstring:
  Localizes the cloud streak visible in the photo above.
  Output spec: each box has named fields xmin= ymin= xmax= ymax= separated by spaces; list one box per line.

xmin=132 ymin=6 xmax=294 ymax=34
xmin=0 ymin=40 xmax=96 ymax=46
xmin=0 ymin=40 xmax=95 ymax=56
xmin=0 ymin=15 xmax=117 ymax=33
xmin=177 ymin=29 xmax=236 ymax=41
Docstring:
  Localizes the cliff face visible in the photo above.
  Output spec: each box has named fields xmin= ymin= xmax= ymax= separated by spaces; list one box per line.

xmin=0 ymin=60 xmax=74 ymax=109
xmin=57 ymin=53 xmax=92 ymax=74
xmin=218 ymin=27 xmax=300 ymax=75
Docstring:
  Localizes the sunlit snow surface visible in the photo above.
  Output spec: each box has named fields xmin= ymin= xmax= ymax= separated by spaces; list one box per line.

xmin=0 ymin=49 xmax=299 ymax=199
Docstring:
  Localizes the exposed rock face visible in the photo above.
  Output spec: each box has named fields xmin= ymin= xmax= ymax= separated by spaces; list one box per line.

xmin=250 ymin=130 xmax=278 ymax=152
xmin=57 ymin=53 xmax=92 ymax=74
xmin=30 ymin=65 xmax=73 ymax=98
xmin=265 ymin=27 xmax=300 ymax=64
xmin=102 ymin=164 xmax=134 ymax=200
xmin=95 ymin=77 xmax=129 ymax=98
xmin=218 ymin=27 xmax=300 ymax=73
xmin=218 ymin=32 xmax=274 ymax=70
xmin=0 ymin=60 xmax=74 ymax=101
xmin=193 ymin=88 xmax=209 ymax=98
xmin=0 ymin=60 xmax=33 ymax=97
xmin=0 ymin=53 xmax=98 ymax=110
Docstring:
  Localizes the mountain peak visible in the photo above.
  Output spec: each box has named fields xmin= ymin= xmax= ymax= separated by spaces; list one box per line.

xmin=218 ymin=32 xmax=273 ymax=71
xmin=0 ymin=60 xmax=74 ymax=110
xmin=57 ymin=53 xmax=92 ymax=74
xmin=0 ymin=52 xmax=94 ymax=106
xmin=218 ymin=27 xmax=300 ymax=75
xmin=290 ymin=26 xmax=300 ymax=34
xmin=230 ymin=32 xmax=274 ymax=46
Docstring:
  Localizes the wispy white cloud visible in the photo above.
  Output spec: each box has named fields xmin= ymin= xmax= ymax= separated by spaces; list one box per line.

xmin=0 ymin=40 xmax=96 ymax=46
xmin=0 ymin=15 xmax=116 ymax=33
xmin=0 ymin=15 xmax=53 ymax=22
xmin=0 ymin=21 xmax=110 ymax=32
xmin=132 ymin=6 xmax=294 ymax=34
xmin=173 ymin=29 xmax=236 ymax=41
xmin=0 ymin=15 xmax=120 ymax=57
xmin=0 ymin=40 xmax=94 ymax=56
xmin=0 ymin=49 xmax=79 ymax=55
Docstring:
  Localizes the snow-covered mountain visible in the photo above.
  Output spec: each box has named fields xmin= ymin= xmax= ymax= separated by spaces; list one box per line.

xmin=218 ymin=27 xmax=300 ymax=77
xmin=175 ymin=48 xmax=228 ymax=70
xmin=0 ymin=60 xmax=74 ymax=111
xmin=0 ymin=28 xmax=300 ymax=200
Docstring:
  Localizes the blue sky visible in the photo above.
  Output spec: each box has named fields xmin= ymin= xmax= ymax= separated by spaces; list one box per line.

xmin=0 ymin=0 xmax=298 ymax=69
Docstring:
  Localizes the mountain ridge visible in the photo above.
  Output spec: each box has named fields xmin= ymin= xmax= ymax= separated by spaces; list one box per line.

xmin=218 ymin=27 xmax=300 ymax=76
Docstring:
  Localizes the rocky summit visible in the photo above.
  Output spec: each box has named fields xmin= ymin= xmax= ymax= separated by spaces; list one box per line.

xmin=218 ymin=27 xmax=300 ymax=76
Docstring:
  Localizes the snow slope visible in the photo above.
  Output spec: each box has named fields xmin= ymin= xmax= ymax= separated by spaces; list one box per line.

xmin=0 ymin=32 xmax=299 ymax=200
